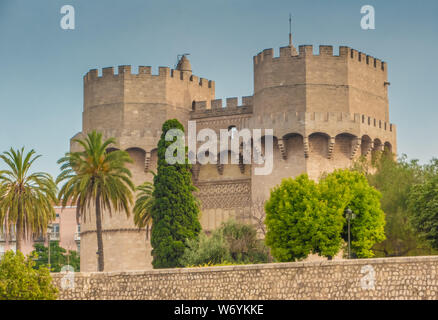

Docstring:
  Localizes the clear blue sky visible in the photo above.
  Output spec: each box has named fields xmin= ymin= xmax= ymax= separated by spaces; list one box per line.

xmin=1 ymin=0 xmax=437 ymax=177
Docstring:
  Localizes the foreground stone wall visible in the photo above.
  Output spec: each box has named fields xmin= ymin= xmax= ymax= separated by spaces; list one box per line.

xmin=52 ymin=256 xmax=438 ymax=300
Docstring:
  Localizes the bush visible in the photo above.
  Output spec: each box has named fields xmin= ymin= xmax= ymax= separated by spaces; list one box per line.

xmin=179 ymin=232 xmax=231 ymax=266
xmin=180 ymin=220 xmax=271 ymax=266
xmin=221 ymin=220 xmax=270 ymax=263
xmin=0 ymin=251 xmax=58 ymax=300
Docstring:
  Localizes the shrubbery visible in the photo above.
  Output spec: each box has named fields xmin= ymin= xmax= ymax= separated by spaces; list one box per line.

xmin=221 ymin=219 xmax=270 ymax=263
xmin=180 ymin=220 xmax=271 ymax=266
xmin=0 ymin=251 xmax=58 ymax=300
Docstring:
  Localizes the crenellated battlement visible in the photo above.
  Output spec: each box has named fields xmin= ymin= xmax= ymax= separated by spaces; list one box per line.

xmin=83 ymin=65 xmax=215 ymax=88
xmin=191 ymin=103 xmax=395 ymax=137
xmin=191 ymin=96 xmax=253 ymax=118
xmin=193 ymin=96 xmax=253 ymax=110
xmin=250 ymin=111 xmax=395 ymax=138
xmin=253 ymin=45 xmax=386 ymax=71
xmin=348 ymin=48 xmax=386 ymax=71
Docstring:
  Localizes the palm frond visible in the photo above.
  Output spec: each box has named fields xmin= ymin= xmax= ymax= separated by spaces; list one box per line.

xmin=0 ymin=148 xmax=57 ymax=250
xmin=133 ymin=180 xmax=155 ymax=239
xmin=57 ymin=130 xmax=135 ymax=222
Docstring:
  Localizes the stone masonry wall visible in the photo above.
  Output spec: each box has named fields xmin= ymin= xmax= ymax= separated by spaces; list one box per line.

xmin=52 ymin=256 xmax=438 ymax=300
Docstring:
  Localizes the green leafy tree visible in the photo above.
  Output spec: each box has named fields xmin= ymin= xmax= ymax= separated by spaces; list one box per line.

xmin=67 ymin=251 xmax=80 ymax=271
xmin=133 ymin=180 xmax=154 ymax=239
xmin=57 ymin=131 xmax=135 ymax=271
xmin=0 ymin=250 xmax=58 ymax=300
xmin=321 ymin=170 xmax=386 ymax=258
xmin=265 ymin=175 xmax=342 ymax=262
xmin=0 ymin=148 xmax=57 ymax=252
xmin=151 ymin=119 xmax=201 ymax=268
xmin=31 ymin=241 xmax=80 ymax=272
xmin=358 ymin=154 xmax=435 ymax=257
xmin=408 ymin=159 xmax=438 ymax=250
xmin=265 ymin=171 xmax=385 ymax=262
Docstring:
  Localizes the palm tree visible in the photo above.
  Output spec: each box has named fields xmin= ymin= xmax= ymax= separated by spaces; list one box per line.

xmin=133 ymin=180 xmax=155 ymax=239
xmin=57 ymin=131 xmax=135 ymax=271
xmin=0 ymin=148 xmax=57 ymax=252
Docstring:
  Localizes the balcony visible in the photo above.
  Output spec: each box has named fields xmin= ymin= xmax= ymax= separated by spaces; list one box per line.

xmin=49 ymin=232 xmax=60 ymax=241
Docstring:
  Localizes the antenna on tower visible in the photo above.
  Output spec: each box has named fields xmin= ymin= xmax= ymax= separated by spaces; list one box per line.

xmin=289 ymin=13 xmax=292 ymax=47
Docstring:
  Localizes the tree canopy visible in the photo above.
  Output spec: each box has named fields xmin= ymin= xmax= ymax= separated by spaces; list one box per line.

xmin=0 ymin=148 xmax=57 ymax=252
xmin=408 ymin=159 xmax=438 ymax=250
xmin=150 ymin=119 xmax=201 ymax=268
xmin=265 ymin=170 xmax=386 ymax=262
xmin=322 ymin=170 xmax=386 ymax=258
xmin=355 ymin=154 xmax=437 ymax=257
xmin=31 ymin=241 xmax=80 ymax=273
xmin=0 ymin=251 xmax=58 ymax=300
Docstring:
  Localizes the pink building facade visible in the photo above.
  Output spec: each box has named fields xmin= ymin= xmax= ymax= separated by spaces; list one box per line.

xmin=0 ymin=205 xmax=80 ymax=257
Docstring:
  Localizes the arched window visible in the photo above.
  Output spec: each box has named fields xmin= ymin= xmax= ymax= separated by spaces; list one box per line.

xmin=192 ymin=101 xmax=196 ymax=111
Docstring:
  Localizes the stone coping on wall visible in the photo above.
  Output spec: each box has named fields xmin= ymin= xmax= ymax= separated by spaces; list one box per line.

xmin=52 ymin=256 xmax=438 ymax=300
xmin=54 ymin=255 xmax=438 ymax=277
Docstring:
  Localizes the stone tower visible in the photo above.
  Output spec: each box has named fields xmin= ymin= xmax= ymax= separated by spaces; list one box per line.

xmin=248 ymin=43 xmax=396 ymax=199
xmin=73 ymin=39 xmax=396 ymax=272
xmin=73 ymin=57 xmax=215 ymax=272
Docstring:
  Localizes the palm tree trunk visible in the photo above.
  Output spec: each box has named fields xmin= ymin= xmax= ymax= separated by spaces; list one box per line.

xmin=16 ymin=212 xmax=22 ymax=252
xmin=4 ymin=212 xmax=9 ymax=252
xmin=95 ymin=192 xmax=105 ymax=271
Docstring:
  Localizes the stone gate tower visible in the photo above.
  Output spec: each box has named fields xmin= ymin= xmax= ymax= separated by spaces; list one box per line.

xmin=73 ymin=38 xmax=396 ymax=272
xmin=248 ymin=43 xmax=396 ymax=199
xmin=73 ymin=57 xmax=215 ymax=272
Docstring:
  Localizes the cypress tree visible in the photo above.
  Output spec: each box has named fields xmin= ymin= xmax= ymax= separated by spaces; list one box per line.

xmin=150 ymin=119 xmax=201 ymax=268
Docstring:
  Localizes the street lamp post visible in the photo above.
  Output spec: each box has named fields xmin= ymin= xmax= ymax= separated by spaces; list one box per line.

xmin=344 ymin=208 xmax=356 ymax=259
